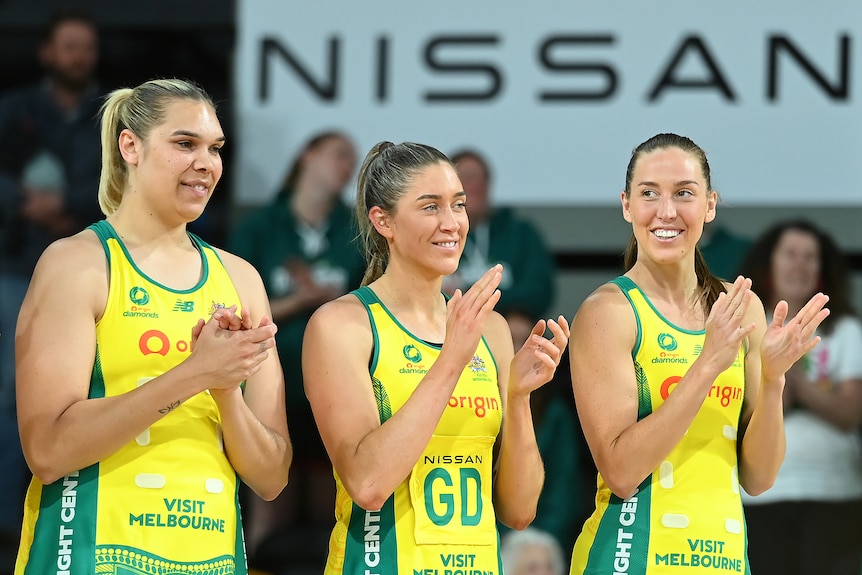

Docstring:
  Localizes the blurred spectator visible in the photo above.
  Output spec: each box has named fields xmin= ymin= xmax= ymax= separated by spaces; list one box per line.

xmin=227 ymin=130 xmax=365 ymax=573
xmin=740 ymin=220 xmax=862 ymax=575
xmin=501 ymin=527 xmax=565 ymax=575
xmin=445 ymin=149 xmax=556 ymax=319
xmin=499 ymin=311 xmax=584 ymax=555
xmin=0 ymin=8 xmax=103 ymax=566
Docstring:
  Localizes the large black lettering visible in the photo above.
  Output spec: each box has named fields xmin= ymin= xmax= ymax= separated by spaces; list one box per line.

xmin=538 ymin=34 xmax=618 ymax=101
xmin=647 ymin=36 xmax=736 ymax=102
xmin=376 ymin=35 xmax=390 ymax=102
xmin=258 ymin=36 xmax=339 ymax=102
xmin=423 ymin=35 xmax=502 ymax=102
xmin=767 ymin=34 xmax=850 ymax=101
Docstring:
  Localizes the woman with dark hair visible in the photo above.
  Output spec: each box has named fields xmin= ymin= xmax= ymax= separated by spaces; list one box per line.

xmin=741 ymin=220 xmax=862 ymax=575
xmin=567 ymin=133 xmax=829 ymax=574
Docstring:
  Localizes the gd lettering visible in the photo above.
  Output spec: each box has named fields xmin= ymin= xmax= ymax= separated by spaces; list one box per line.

xmin=424 ymin=467 xmax=483 ymax=527
xmin=139 ymin=330 xmax=192 ymax=356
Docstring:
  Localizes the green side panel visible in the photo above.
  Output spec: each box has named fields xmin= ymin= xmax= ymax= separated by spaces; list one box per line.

xmin=342 ymin=497 xmax=398 ymax=575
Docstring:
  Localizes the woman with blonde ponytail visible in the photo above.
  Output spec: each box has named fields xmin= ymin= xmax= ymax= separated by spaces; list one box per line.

xmin=14 ymin=78 xmax=291 ymax=574
xmin=568 ymin=133 xmax=830 ymax=574
xmin=96 ymin=87 xmax=133 ymax=216
xmin=303 ymin=141 xmax=570 ymax=575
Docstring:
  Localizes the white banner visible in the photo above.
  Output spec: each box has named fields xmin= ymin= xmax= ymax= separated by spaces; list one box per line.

xmin=233 ymin=0 xmax=862 ymax=206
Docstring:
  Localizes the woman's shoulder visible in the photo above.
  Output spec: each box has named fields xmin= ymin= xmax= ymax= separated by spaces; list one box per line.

xmin=569 ymin=280 xmax=637 ymax=345
xmin=27 ymin=229 xmax=107 ymax=315
xmin=305 ymin=292 xmax=373 ymax=356
xmin=213 ymin=247 xmax=260 ymax=277
xmin=36 ymin=228 xmax=105 ymax=274
xmin=578 ymin=280 xmax=631 ymax=315
xmin=309 ymin=291 xmax=369 ymax=329
xmin=481 ymin=310 xmax=514 ymax=358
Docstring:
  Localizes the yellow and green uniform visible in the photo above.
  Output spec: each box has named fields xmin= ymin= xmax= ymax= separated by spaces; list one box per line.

xmin=16 ymin=220 xmax=247 ymax=575
xmin=324 ymin=286 xmax=504 ymax=575
xmin=570 ymin=276 xmax=749 ymax=575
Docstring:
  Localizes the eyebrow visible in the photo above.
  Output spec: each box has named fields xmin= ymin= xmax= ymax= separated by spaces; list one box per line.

xmin=636 ymin=180 xmax=700 ymax=187
xmin=171 ymin=130 xmax=226 ymax=142
xmin=414 ymin=191 xmax=467 ymax=202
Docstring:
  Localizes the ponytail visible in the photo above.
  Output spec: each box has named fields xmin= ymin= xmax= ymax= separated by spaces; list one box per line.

xmin=97 ymin=88 xmax=133 ymax=215
xmin=694 ymin=247 xmax=726 ymax=315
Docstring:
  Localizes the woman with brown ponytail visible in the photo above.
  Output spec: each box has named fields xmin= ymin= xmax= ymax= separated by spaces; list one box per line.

xmin=302 ymin=141 xmax=569 ymax=575
xmin=567 ymin=133 xmax=830 ymax=574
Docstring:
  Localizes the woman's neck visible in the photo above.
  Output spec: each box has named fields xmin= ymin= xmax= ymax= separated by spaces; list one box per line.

xmin=370 ymin=263 xmax=448 ymax=339
xmin=627 ymin=260 xmax=705 ymax=324
xmin=375 ymin=268 xmax=444 ymax=307
xmin=108 ymin=203 xmax=190 ymax=250
xmin=629 ymin=260 xmax=699 ymax=298
xmin=106 ymin=205 xmax=201 ymax=290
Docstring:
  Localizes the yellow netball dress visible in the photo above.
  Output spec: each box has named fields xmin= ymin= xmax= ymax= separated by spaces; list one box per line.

xmin=16 ymin=220 xmax=247 ymax=575
xmin=570 ymin=277 xmax=749 ymax=575
xmin=324 ymin=286 xmax=504 ymax=575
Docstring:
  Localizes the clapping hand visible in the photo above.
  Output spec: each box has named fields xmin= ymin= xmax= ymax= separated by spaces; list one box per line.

xmin=700 ymin=276 xmax=758 ymax=375
xmin=508 ymin=315 xmax=570 ymax=397
xmin=443 ymin=265 xmax=503 ymax=367
xmin=187 ymin=304 xmax=278 ymax=391
xmin=761 ymin=294 xmax=830 ymax=382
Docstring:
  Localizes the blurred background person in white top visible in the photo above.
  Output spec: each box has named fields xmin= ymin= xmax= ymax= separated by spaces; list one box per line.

xmin=740 ymin=219 xmax=862 ymax=575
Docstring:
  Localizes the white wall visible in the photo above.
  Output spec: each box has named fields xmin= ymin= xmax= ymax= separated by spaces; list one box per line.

xmin=234 ymin=0 xmax=862 ymax=209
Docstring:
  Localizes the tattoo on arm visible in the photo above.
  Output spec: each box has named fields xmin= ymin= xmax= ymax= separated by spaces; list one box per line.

xmin=159 ymin=401 xmax=181 ymax=414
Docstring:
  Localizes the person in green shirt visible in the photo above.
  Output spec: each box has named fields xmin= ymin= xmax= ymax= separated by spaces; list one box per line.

xmin=446 ymin=149 xmax=557 ymax=320
xmin=227 ymin=130 xmax=365 ymax=570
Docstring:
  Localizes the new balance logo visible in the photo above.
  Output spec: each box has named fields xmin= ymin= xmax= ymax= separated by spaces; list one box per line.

xmin=173 ymin=300 xmax=195 ymax=312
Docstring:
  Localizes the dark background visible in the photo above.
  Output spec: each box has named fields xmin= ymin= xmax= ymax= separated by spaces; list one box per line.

xmin=0 ymin=0 xmax=237 ymax=245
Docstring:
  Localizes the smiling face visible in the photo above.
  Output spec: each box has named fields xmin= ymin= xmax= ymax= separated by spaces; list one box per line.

xmin=770 ymin=228 xmax=821 ymax=307
xmin=120 ymin=99 xmax=225 ymax=223
xmin=371 ymin=161 xmax=468 ymax=278
xmin=622 ymin=146 xmax=716 ymax=266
